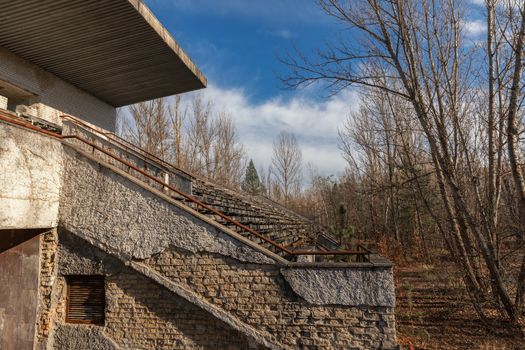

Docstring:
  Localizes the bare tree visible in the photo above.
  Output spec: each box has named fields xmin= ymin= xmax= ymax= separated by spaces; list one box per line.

xmin=185 ymin=94 xmax=215 ymax=176
xmin=122 ymin=98 xmax=170 ymax=159
xmin=272 ymin=131 xmax=302 ymax=204
xmin=212 ymin=111 xmax=246 ymax=186
xmin=282 ymin=0 xmax=525 ymax=327
xmin=119 ymin=94 xmax=246 ymax=188
xmin=169 ymin=95 xmax=187 ymax=169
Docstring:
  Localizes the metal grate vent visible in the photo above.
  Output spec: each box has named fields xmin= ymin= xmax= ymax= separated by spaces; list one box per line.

xmin=66 ymin=275 xmax=105 ymax=325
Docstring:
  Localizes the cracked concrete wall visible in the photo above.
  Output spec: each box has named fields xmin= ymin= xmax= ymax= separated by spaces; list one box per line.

xmin=58 ymin=146 xmax=275 ymax=264
xmin=0 ymin=122 xmax=62 ymax=229
xmin=281 ymin=266 xmax=396 ymax=308
xmin=0 ymin=47 xmax=116 ymax=131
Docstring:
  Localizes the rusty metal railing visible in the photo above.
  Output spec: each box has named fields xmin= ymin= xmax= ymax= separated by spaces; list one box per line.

xmin=61 ymin=115 xmax=193 ymax=180
xmin=0 ymin=111 xmax=371 ymax=262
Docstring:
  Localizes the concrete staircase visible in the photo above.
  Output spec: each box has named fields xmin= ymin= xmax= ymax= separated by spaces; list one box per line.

xmin=61 ymin=116 xmax=348 ymax=259
xmin=0 ymin=111 xmax=368 ymax=262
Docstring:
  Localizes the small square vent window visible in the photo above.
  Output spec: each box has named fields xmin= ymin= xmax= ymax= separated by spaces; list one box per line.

xmin=65 ymin=275 xmax=105 ymax=325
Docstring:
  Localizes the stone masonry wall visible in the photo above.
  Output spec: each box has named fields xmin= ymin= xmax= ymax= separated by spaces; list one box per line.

xmin=59 ymin=146 xmax=275 ymax=264
xmin=40 ymin=229 xmax=396 ymax=350
xmin=104 ymin=271 xmax=258 ymax=349
xmin=36 ymin=230 xmax=59 ymax=348
xmin=145 ymin=247 xmax=397 ymax=349
xmin=36 ymin=231 xmax=261 ymax=350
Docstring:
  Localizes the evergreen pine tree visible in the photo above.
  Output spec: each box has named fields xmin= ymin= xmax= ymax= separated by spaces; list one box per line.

xmin=242 ymin=159 xmax=263 ymax=194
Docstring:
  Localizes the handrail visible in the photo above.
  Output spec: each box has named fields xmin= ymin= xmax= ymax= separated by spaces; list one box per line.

xmin=61 ymin=115 xmax=194 ymax=179
xmin=0 ymin=111 xmax=371 ymax=261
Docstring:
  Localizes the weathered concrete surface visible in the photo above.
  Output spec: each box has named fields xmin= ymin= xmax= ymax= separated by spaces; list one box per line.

xmin=281 ymin=266 xmax=396 ymax=307
xmin=0 ymin=48 xmax=116 ymax=130
xmin=0 ymin=123 xmax=62 ymax=229
xmin=0 ymin=234 xmax=40 ymax=350
xmin=57 ymin=229 xmax=122 ymax=277
xmin=51 ymin=324 xmax=125 ymax=350
xmin=59 ymin=146 xmax=275 ymax=264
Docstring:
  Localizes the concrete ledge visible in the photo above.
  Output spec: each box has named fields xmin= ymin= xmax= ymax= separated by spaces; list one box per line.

xmin=288 ymin=257 xmax=393 ymax=269
xmin=281 ymin=265 xmax=396 ymax=308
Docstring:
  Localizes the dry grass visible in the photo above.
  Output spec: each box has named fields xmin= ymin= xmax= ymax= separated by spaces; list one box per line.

xmin=395 ymin=261 xmax=524 ymax=350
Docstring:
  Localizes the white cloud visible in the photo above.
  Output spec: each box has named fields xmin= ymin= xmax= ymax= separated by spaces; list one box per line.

xmin=176 ymin=83 xmax=360 ymax=178
xmin=463 ymin=20 xmax=486 ymax=37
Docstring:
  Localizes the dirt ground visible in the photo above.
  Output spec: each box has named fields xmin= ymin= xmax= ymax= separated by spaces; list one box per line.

xmin=395 ymin=261 xmax=524 ymax=350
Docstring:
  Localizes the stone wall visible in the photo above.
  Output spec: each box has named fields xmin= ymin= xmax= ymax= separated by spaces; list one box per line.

xmin=36 ymin=230 xmax=261 ymax=350
xmin=36 ymin=229 xmax=59 ymax=348
xmin=39 ymin=228 xmax=396 ymax=349
xmin=105 ymin=270 xmax=258 ymax=350
xmin=0 ymin=47 xmax=116 ymax=131
xmin=145 ymin=247 xmax=397 ymax=349
xmin=59 ymin=145 xmax=275 ymax=264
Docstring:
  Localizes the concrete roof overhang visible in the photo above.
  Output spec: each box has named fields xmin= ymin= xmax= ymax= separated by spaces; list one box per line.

xmin=0 ymin=0 xmax=207 ymax=107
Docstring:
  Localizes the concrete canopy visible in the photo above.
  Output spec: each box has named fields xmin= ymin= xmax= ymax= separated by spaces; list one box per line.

xmin=0 ymin=0 xmax=207 ymax=107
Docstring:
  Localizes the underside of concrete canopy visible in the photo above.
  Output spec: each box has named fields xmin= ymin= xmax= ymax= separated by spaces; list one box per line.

xmin=0 ymin=0 xmax=207 ymax=107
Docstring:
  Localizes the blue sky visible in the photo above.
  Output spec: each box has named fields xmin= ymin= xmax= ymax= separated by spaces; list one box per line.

xmin=143 ymin=0 xmax=487 ymax=179
xmin=145 ymin=0 xmax=341 ymax=102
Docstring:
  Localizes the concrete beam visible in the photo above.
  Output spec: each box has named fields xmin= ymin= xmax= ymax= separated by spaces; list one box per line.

xmin=0 ymin=0 xmax=206 ymax=108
